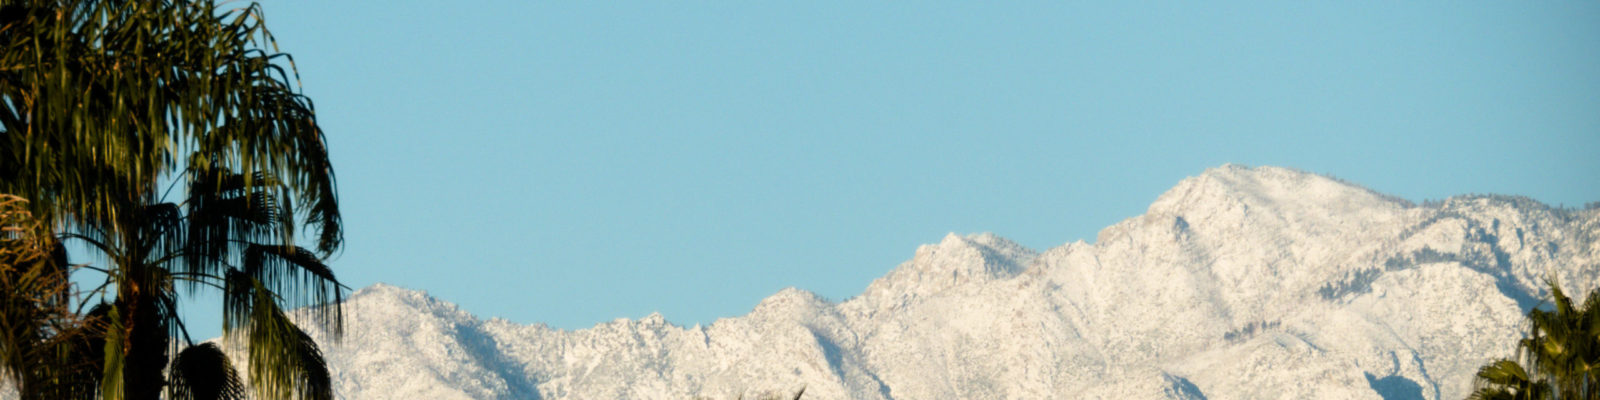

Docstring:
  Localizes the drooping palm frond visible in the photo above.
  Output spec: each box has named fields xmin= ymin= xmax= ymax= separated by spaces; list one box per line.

xmin=135 ymin=203 xmax=188 ymax=267
xmin=241 ymin=244 xmax=344 ymax=335
xmin=0 ymin=0 xmax=342 ymax=255
xmin=98 ymin=304 xmax=125 ymax=400
xmin=176 ymin=2 xmax=342 ymax=256
xmin=168 ymin=343 xmax=244 ymax=400
xmin=2 ymin=0 xmax=188 ymax=235
xmin=223 ymin=271 xmax=332 ymax=400
xmin=181 ymin=169 xmax=288 ymax=292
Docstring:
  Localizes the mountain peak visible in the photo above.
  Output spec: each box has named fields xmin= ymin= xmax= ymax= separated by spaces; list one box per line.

xmin=348 ymin=283 xmax=432 ymax=304
xmin=1142 ymin=165 xmax=1409 ymax=234
xmin=1158 ymin=165 xmax=1348 ymax=207
xmin=351 ymin=282 xmax=416 ymax=295
xmin=750 ymin=287 xmax=831 ymax=320
xmin=240 ymin=166 xmax=1599 ymax=400
xmin=850 ymin=233 xmax=1039 ymax=310
xmin=907 ymin=232 xmax=1036 ymax=281
xmin=337 ymin=283 xmax=474 ymax=323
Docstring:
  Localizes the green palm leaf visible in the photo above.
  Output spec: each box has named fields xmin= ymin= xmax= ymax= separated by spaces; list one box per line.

xmin=241 ymin=244 xmax=344 ymax=335
xmin=224 ymin=271 xmax=332 ymax=400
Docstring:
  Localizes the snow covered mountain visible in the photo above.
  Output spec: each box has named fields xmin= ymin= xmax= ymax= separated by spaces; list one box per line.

xmin=234 ymin=165 xmax=1600 ymax=399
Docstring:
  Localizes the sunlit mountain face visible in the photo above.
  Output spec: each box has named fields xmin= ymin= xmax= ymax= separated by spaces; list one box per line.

xmin=217 ymin=165 xmax=1599 ymax=400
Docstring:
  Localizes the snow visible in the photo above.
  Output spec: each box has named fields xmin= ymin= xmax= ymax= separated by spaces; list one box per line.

xmin=203 ymin=165 xmax=1597 ymax=399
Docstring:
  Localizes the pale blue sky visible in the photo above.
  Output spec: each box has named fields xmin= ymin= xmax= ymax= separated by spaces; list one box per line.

xmin=187 ymin=1 xmax=1598 ymax=339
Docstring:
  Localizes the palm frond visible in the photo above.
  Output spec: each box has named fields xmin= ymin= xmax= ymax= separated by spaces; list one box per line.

xmin=1547 ymin=279 xmax=1575 ymax=322
xmin=1471 ymin=359 xmax=1551 ymax=400
xmin=1464 ymin=387 xmax=1515 ymax=400
xmin=1475 ymin=359 xmax=1531 ymax=387
xmin=1471 ymin=276 xmax=1599 ymax=400
xmin=168 ymin=343 xmax=245 ymax=400
xmin=99 ymin=306 xmax=125 ymax=400
xmin=1 ymin=0 xmax=342 ymax=256
xmin=0 ymin=194 xmax=103 ymax=399
xmin=223 ymin=271 xmax=332 ymax=400
xmin=135 ymin=202 xmax=187 ymax=269
xmin=241 ymin=244 xmax=344 ymax=335
xmin=181 ymin=169 xmax=284 ymax=289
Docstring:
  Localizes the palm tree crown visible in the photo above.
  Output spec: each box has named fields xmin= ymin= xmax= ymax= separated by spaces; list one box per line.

xmin=1 ymin=1 xmax=346 ymax=399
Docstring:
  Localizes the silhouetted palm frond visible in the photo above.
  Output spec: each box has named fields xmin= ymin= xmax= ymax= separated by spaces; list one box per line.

xmin=168 ymin=343 xmax=245 ymax=400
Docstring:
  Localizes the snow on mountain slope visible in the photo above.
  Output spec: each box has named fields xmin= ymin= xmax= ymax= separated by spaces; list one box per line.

xmin=226 ymin=164 xmax=1599 ymax=399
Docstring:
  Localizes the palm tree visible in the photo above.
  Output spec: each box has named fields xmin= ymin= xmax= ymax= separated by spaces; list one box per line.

xmin=1467 ymin=279 xmax=1600 ymax=400
xmin=1519 ymin=279 xmax=1599 ymax=399
xmin=65 ymin=169 xmax=341 ymax=400
xmin=1 ymin=1 xmax=345 ymax=399
xmin=5 ymin=172 xmax=342 ymax=400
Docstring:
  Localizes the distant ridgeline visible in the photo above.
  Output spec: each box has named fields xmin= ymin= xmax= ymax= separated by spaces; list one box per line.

xmin=216 ymin=165 xmax=1597 ymax=400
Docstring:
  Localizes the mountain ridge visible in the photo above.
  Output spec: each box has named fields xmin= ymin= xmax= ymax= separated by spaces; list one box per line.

xmin=224 ymin=164 xmax=1598 ymax=399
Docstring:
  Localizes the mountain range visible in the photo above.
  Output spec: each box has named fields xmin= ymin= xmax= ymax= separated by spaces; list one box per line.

xmin=223 ymin=165 xmax=1600 ymax=399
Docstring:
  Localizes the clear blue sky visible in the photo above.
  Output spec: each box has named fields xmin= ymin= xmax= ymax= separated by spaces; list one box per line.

xmin=185 ymin=1 xmax=1598 ymax=339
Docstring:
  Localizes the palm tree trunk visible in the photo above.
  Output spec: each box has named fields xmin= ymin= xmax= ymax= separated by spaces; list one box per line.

xmin=119 ymin=289 xmax=169 ymax=400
